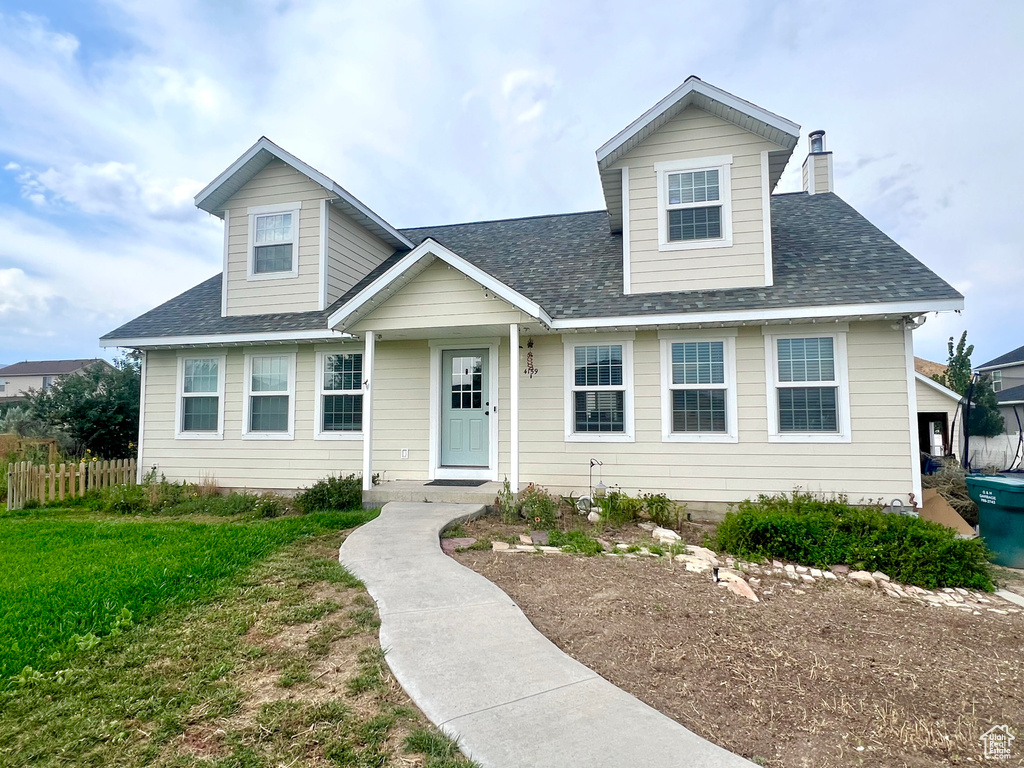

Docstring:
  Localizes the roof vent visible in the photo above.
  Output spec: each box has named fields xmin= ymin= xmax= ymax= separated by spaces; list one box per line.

xmin=809 ymin=130 xmax=826 ymax=154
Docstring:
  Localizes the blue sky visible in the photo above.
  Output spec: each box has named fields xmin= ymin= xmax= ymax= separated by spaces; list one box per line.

xmin=0 ymin=0 xmax=1022 ymax=367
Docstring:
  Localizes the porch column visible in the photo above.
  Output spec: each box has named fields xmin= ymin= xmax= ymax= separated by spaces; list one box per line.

xmin=509 ymin=323 xmax=520 ymax=491
xmin=362 ymin=332 xmax=375 ymax=492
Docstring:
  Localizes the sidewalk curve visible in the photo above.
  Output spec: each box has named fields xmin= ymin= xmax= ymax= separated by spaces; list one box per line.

xmin=340 ymin=501 xmax=755 ymax=768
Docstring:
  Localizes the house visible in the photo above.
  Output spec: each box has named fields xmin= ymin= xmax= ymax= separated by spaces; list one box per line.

xmin=913 ymin=359 xmax=963 ymax=459
xmin=977 ymin=344 xmax=1024 ymax=435
xmin=0 ymin=359 xmax=110 ymax=405
xmin=101 ymin=77 xmax=963 ymax=511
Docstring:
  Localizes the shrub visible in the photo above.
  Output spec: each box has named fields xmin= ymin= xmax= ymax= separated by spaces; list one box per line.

xmin=102 ymin=483 xmax=149 ymax=514
xmin=519 ymin=484 xmax=558 ymax=529
xmin=642 ymin=492 xmax=685 ymax=529
xmin=716 ymin=491 xmax=993 ymax=590
xmin=295 ymin=474 xmax=363 ymax=513
xmin=548 ymin=528 xmax=603 ymax=555
xmin=598 ymin=490 xmax=644 ymax=526
xmin=496 ymin=477 xmax=517 ymax=524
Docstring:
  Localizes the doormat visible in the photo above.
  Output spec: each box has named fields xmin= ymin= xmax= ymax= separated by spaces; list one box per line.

xmin=425 ymin=479 xmax=488 ymax=487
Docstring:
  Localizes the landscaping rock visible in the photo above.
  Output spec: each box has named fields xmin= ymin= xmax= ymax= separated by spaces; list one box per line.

xmin=724 ymin=578 xmax=759 ymax=602
xmin=772 ymin=560 xmax=784 ymax=569
xmin=637 ymin=522 xmax=656 ymax=532
xmin=597 ymin=538 xmax=613 ymax=552
xmin=587 ymin=511 xmax=602 ymax=524
xmin=530 ymin=530 xmax=549 ymax=546
xmin=515 ymin=545 xmax=536 ymax=552
xmin=795 ymin=565 xmax=809 ymax=574
xmin=491 ymin=541 xmax=510 ymax=551
xmin=652 ymin=527 xmax=681 ymax=544
xmin=784 ymin=564 xmax=796 ymax=573
xmin=848 ymin=571 xmax=877 ymax=588
xmin=716 ymin=568 xmax=746 ymax=583
xmin=830 ymin=564 xmax=850 ymax=576
xmin=537 ymin=546 xmax=563 ymax=554
xmin=674 ymin=554 xmax=712 ymax=573
xmin=519 ymin=534 xmax=533 ymax=545
xmin=810 ymin=568 xmax=823 ymax=579
xmin=871 ymin=571 xmax=891 ymax=582
xmin=685 ymin=545 xmax=720 ymax=565
xmin=441 ymin=537 xmax=476 ymax=554
xmin=800 ymin=574 xmax=816 ymax=584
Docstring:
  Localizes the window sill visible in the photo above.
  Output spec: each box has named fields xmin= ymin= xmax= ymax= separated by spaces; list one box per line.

xmin=658 ymin=237 xmax=733 ymax=253
xmin=768 ymin=433 xmax=851 ymax=444
xmin=247 ymin=270 xmax=299 ymax=282
xmin=314 ymin=432 xmax=363 ymax=441
xmin=242 ymin=432 xmax=295 ymax=441
xmin=663 ymin=433 xmax=738 ymax=444
xmin=174 ymin=432 xmax=224 ymax=440
xmin=565 ymin=433 xmax=635 ymax=443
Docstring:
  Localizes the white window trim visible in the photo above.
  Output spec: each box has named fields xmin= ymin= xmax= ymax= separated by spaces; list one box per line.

xmin=314 ymin=347 xmax=364 ymax=441
xmin=992 ymin=370 xmax=1002 ymax=393
xmin=175 ymin=353 xmax=226 ymax=440
xmin=563 ymin=335 xmax=635 ymax=443
xmin=659 ymin=329 xmax=738 ymax=443
xmin=655 ymin=155 xmax=733 ymax=252
xmin=763 ymin=329 xmax=851 ymax=443
xmin=246 ymin=201 xmax=302 ymax=281
xmin=242 ymin=350 xmax=297 ymax=440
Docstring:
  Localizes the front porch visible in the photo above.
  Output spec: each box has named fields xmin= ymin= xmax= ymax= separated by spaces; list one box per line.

xmin=362 ymin=479 xmax=506 ymax=507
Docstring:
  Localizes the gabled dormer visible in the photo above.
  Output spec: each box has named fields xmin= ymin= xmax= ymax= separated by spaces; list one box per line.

xmin=597 ymin=77 xmax=800 ymax=295
xmin=195 ymin=138 xmax=412 ymax=317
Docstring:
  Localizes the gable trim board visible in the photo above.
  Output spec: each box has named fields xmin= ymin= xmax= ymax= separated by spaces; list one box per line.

xmin=596 ymin=76 xmax=800 ymax=169
xmin=101 ymin=328 xmax=354 ymax=349
xmin=327 ymin=238 xmax=554 ymax=331
xmin=905 ymin=328 xmax=923 ymax=504
xmin=915 ymin=371 xmax=963 ymax=402
xmin=195 ymin=137 xmax=413 ymax=250
xmin=621 ymin=166 xmax=631 ymax=295
xmin=760 ymin=150 xmax=773 ymax=287
xmin=221 ymin=209 xmax=230 ymax=317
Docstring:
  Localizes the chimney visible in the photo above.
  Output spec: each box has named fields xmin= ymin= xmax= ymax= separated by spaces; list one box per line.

xmin=802 ymin=130 xmax=833 ymax=195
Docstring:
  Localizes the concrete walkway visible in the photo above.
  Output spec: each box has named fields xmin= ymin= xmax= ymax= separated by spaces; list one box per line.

xmin=340 ymin=502 xmax=755 ymax=768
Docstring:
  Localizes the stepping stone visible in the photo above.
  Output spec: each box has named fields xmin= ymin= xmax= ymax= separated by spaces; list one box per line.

xmin=530 ymin=530 xmax=549 ymax=546
xmin=519 ymin=534 xmax=533 ymax=545
xmin=441 ymin=537 xmax=476 ymax=554
xmin=491 ymin=541 xmax=510 ymax=551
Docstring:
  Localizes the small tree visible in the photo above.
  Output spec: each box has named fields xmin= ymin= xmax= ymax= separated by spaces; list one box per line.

xmin=967 ymin=374 xmax=1005 ymax=438
xmin=934 ymin=331 xmax=973 ymax=396
xmin=25 ymin=354 xmax=141 ymax=458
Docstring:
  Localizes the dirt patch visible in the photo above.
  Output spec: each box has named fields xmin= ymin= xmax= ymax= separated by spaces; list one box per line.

xmin=453 ymin=547 xmax=1024 ymax=767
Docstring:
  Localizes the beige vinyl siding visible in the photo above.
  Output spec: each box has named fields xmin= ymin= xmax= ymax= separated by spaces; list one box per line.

xmin=613 ymin=106 xmax=782 ymax=294
xmin=2 ymin=374 xmax=48 ymax=397
xmin=814 ymin=154 xmax=831 ymax=193
xmin=350 ymin=260 xmax=532 ymax=333
xmin=801 ymin=157 xmax=810 ymax=192
xmin=518 ymin=321 xmax=915 ymax=505
xmin=224 ymin=160 xmax=330 ymax=316
xmin=326 ymin=205 xmax=393 ymax=305
xmin=141 ymin=346 xmax=363 ymax=489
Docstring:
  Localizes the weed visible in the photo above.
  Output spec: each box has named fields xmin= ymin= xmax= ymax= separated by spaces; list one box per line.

xmin=442 ymin=523 xmax=467 ymax=538
xmin=294 ymin=474 xmax=363 ymax=513
xmin=547 ymin=529 xmax=603 ymax=555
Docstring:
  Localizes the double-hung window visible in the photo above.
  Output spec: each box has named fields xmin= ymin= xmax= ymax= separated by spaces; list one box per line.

xmin=243 ymin=352 xmax=295 ymax=439
xmin=766 ymin=331 xmax=850 ymax=442
xmin=247 ymin=203 xmax=300 ymax=279
xmin=176 ymin=355 xmax=225 ymax=439
xmin=315 ymin=351 xmax=363 ymax=439
xmin=656 ymin=156 xmax=733 ymax=251
xmin=660 ymin=332 xmax=738 ymax=442
xmin=564 ymin=339 xmax=634 ymax=441
xmin=992 ymin=370 xmax=1002 ymax=393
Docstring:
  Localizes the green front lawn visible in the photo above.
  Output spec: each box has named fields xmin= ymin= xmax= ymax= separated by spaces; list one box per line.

xmin=0 ymin=508 xmax=377 ymax=682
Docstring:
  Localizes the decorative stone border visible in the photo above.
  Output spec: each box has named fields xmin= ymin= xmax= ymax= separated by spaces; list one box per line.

xmin=472 ymin=522 xmax=1022 ymax=614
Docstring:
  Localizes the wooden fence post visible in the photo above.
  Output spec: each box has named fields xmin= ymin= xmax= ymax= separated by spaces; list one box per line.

xmin=80 ymin=462 xmax=87 ymax=496
xmin=48 ymin=464 xmax=56 ymax=504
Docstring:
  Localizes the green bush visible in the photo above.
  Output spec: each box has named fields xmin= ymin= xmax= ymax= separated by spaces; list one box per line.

xmin=642 ymin=492 xmax=685 ymax=529
xmin=519 ymin=484 xmax=558 ymax=528
xmin=716 ymin=491 xmax=993 ymax=590
xmin=598 ymin=490 xmax=644 ymax=526
xmin=547 ymin=528 xmax=603 ymax=555
xmin=294 ymin=474 xmax=363 ymax=513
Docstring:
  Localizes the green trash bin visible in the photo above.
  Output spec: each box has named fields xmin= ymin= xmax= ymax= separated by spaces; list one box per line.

xmin=965 ymin=475 xmax=1024 ymax=568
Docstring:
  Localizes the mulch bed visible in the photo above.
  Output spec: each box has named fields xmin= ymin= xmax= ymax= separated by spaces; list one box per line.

xmin=452 ymin=518 xmax=1024 ymax=768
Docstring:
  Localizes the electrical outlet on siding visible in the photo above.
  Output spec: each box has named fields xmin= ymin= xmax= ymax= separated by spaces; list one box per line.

xmin=401 ymin=449 xmax=409 ymax=459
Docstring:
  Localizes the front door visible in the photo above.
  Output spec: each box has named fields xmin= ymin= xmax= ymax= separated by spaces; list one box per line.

xmin=441 ymin=349 xmax=489 ymax=467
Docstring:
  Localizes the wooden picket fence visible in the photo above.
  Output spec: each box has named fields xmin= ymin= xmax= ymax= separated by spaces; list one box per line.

xmin=6 ymin=459 xmax=137 ymax=511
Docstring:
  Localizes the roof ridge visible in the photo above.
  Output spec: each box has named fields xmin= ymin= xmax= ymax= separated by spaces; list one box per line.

xmin=400 ymin=209 xmax=608 ymax=232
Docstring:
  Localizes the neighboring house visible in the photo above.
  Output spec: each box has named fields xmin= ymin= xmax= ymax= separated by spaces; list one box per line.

xmin=977 ymin=344 xmax=1024 ymax=435
xmin=0 ymin=359 xmax=110 ymax=405
xmin=101 ymin=77 xmax=963 ymax=509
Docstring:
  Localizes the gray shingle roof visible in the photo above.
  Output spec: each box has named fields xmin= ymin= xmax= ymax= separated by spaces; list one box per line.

xmin=996 ymin=384 xmax=1024 ymax=405
xmin=980 ymin=344 xmax=1024 ymax=369
xmin=0 ymin=359 xmax=108 ymax=376
xmin=102 ymin=192 xmax=962 ymax=341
